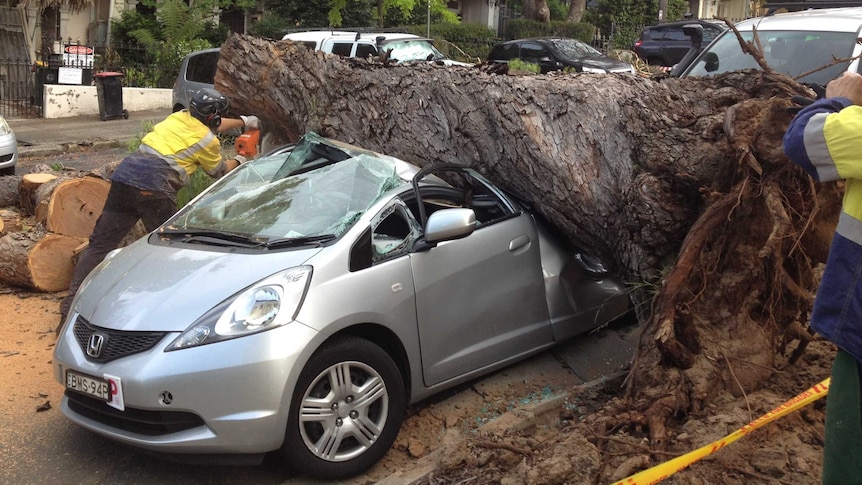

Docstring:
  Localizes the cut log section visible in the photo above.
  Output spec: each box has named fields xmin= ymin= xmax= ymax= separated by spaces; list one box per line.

xmin=0 ymin=175 xmax=22 ymax=208
xmin=0 ymin=209 xmax=22 ymax=234
xmin=18 ymin=173 xmax=57 ymax=216
xmin=46 ymin=177 xmax=111 ymax=239
xmin=0 ymin=231 xmax=86 ymax=292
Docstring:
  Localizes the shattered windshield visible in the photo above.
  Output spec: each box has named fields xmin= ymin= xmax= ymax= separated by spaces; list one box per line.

xmin=165 ymin=133 xmax=404 ymax=241
xmin=685 ymin=30 xmax=855 ymax=85
xmin=383 ymin=39 xmax=446 ymax=62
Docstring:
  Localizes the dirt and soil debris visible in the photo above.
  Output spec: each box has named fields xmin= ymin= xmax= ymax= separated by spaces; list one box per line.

xmin=3 ymin=282 xmax=832 ymax=484
xmin=414 ymin=339 xmax=832 ymax=485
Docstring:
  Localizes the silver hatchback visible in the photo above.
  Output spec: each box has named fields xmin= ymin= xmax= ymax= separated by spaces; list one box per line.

xmin=53 ymin=133 xmax=630 ymax=479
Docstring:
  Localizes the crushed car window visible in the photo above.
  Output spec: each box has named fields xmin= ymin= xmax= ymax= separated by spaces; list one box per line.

xmin=166 ymin=135 xmax=403 ymax=242
xmin=371 ymin=201 xmax=421 ymax=263
xmin=685 ymin=30 xmax=854 ymax=85
xmin=383 ymin=40 xmax=446 ymax=62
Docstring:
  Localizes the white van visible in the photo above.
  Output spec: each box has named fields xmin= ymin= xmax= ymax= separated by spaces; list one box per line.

xmin=679 ymin=7 xmax=862 ymax=86
xmin=282 ymin=30 xmax=472 ymax=66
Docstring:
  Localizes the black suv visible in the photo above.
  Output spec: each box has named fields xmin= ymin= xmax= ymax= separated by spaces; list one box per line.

xmin=632 ymin=20 xmax=726 ymax=67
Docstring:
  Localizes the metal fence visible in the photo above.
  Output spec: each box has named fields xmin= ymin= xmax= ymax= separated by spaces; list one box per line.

xmin=0 ymin=38 xmax=161 ymax=119
xmin=0 ymin=58 xmax=38 ymax=119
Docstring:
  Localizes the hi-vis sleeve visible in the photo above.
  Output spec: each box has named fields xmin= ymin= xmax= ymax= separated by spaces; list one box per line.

xmin=784 ymin=97 xmax=862 ymax=182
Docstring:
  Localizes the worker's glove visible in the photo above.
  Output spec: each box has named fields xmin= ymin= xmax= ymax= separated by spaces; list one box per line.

xmin=787 ymin=83 xmax=825 ymax=115
xmin=240 ymin=115 xmax=260 ymax=131
xmin=787 ymin=95 xmax=816 ymax=115
xmin=234 ymin=155 xmax=247 ymax=165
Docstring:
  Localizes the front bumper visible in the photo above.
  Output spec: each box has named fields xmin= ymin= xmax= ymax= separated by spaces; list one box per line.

xmin=53 ymin=316 xmax=319 ymax=455
xmin=0 ymin=133 xmax=17 ymax=170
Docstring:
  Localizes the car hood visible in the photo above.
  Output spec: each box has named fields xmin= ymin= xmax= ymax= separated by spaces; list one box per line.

xmin=576 ymin=56 xmax=633 ymax=72
xmin=75 ymin=238 xmax=321 ymax=333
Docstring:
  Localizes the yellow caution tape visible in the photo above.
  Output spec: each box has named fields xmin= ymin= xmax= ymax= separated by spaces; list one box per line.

xmin=611 ymin=378 xmax=830 ymax=485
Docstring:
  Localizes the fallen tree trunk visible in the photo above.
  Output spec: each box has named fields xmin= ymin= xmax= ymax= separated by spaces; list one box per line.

xmin=0 ymin=229 xmax=86 ymax=292
xmin=215 ymin=34 xmax=837 ymax=447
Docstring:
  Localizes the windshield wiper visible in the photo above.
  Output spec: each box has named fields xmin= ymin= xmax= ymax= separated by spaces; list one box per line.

xmin=259 ymin=234 xmax=336 ymax=249
xmin=159 ymin=228 xmax=264 ymax=247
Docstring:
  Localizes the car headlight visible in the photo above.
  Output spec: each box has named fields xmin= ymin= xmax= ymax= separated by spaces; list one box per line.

xmin=166 ymin=265 xmax=312 ymax=350
xmin=0 ymin=117 xmax=11 ymax=136
xmin=581 ymin=66 xmax=607 ymax=74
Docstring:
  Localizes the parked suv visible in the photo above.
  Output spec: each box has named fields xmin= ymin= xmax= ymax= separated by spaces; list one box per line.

xmin=679 ymin=7 xmax=862 ymax=86
xmin=632 ymin=19 xmax=726 ymax=67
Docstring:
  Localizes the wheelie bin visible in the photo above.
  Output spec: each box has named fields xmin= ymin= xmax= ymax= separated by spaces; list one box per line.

xmin=93 ymin=71 xmax=129 ymax=121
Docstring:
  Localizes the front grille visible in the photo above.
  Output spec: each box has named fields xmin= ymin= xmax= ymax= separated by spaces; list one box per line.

xmin=73 ymin=316 xmax=167 ymax=363
xmin=66 ymin=391 xmax=205 ymax=436
xmin=0 ymin=153 xmax=13 ymax=163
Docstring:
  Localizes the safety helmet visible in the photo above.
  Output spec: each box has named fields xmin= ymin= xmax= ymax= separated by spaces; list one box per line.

xmin=189 ymin=88 xmax=229 ymax=126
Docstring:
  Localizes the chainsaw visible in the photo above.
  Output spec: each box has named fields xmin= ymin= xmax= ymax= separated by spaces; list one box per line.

xmin=234 ymin=128 xmax=261 ymax=158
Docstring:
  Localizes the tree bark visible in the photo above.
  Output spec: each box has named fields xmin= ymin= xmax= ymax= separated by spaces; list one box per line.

xmin=215 ymin=34 xmax=833 ymax=447
xmin=0 ymin=229 xmax=86 ymax=292
xmin=567 ymin=0 xmax=587 ymax=22
xmin=0 ymin=175 xmax=21 ymax=208
xmin=0 ymin=208 xmax=22 ymax=234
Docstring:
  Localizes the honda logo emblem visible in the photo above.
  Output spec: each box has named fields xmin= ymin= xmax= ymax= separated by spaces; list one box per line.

xmin=87 ymin=333 xmax=106 ymax=358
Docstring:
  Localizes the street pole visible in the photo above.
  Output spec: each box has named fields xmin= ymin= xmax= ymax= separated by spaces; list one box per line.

xmin=427 ymin=0 xmax=431 ymax=37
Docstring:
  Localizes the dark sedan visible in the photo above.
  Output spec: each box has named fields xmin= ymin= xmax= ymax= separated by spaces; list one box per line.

xmin=487 ymin=37 xmax=634 ymax=74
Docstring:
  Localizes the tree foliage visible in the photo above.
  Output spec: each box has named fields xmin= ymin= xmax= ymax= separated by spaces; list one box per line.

xmin=262 ymin=0 xmax=459 ymax=29
xmin=263 ymin=0 xmax=375 ymax=28
xmin=583 ymin=0 xmax=688 ymax=47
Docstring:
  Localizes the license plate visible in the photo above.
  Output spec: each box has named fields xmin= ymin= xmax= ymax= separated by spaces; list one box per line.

xmin=66 ymin=370 xmax=110 ymax=401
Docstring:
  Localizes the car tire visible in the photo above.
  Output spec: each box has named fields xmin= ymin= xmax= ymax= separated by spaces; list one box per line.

xmin=280 ymin=336 xmax=405 ymax=479
xmin=0 ymin=167 xmax=13 ymax=176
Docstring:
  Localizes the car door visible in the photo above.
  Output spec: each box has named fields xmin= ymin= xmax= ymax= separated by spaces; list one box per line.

xmin=408 ymin=167 xmax=553 ymax=386
xmin=518 ymin=41 xmax=559 ymax=73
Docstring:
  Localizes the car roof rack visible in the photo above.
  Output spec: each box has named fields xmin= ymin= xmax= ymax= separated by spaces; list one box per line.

xmin=283 ymin=27 xmax=410 ymax=35
xmin=763 ymin=0 xmax=862 ymax=14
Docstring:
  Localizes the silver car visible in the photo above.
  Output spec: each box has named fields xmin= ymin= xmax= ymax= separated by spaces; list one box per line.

xmin=53 ymin=133 xmax=630 ymax=479
xmin=0 ymin=116 xmax=17 ymax=176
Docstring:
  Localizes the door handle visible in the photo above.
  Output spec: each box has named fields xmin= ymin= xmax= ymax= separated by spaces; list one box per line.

xmin=509 ymin=235 xmax=532 ymax=254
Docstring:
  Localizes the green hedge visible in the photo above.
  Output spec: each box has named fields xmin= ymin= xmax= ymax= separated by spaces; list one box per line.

xmin=403 ymin=23 xmax=498 ymax=62
xmin=502 ymin=19 xmax=597 ymax=43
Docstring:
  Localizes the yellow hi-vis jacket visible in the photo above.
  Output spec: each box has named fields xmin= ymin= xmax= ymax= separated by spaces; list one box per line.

xmin=784 ymin=97 xmax=862 ymax=363
xmin=109 ymin=111 xmax=225 ymax=196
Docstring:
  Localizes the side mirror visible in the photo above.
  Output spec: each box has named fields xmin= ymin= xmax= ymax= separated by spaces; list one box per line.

xmin=424 ymin=208 xmax=476 ymax=244
xmin=703 ymin=52 xmax=719 ymax=72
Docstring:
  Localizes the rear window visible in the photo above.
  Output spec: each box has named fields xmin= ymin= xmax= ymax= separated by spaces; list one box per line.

xmin=186 ymin=52 xmax=218 ymax=84
xmin=684 ymin=30 xmax=856 ymax=86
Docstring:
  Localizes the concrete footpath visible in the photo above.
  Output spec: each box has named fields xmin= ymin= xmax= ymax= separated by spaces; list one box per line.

xmin=12 ymin=108 xmax=172 ymax=159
